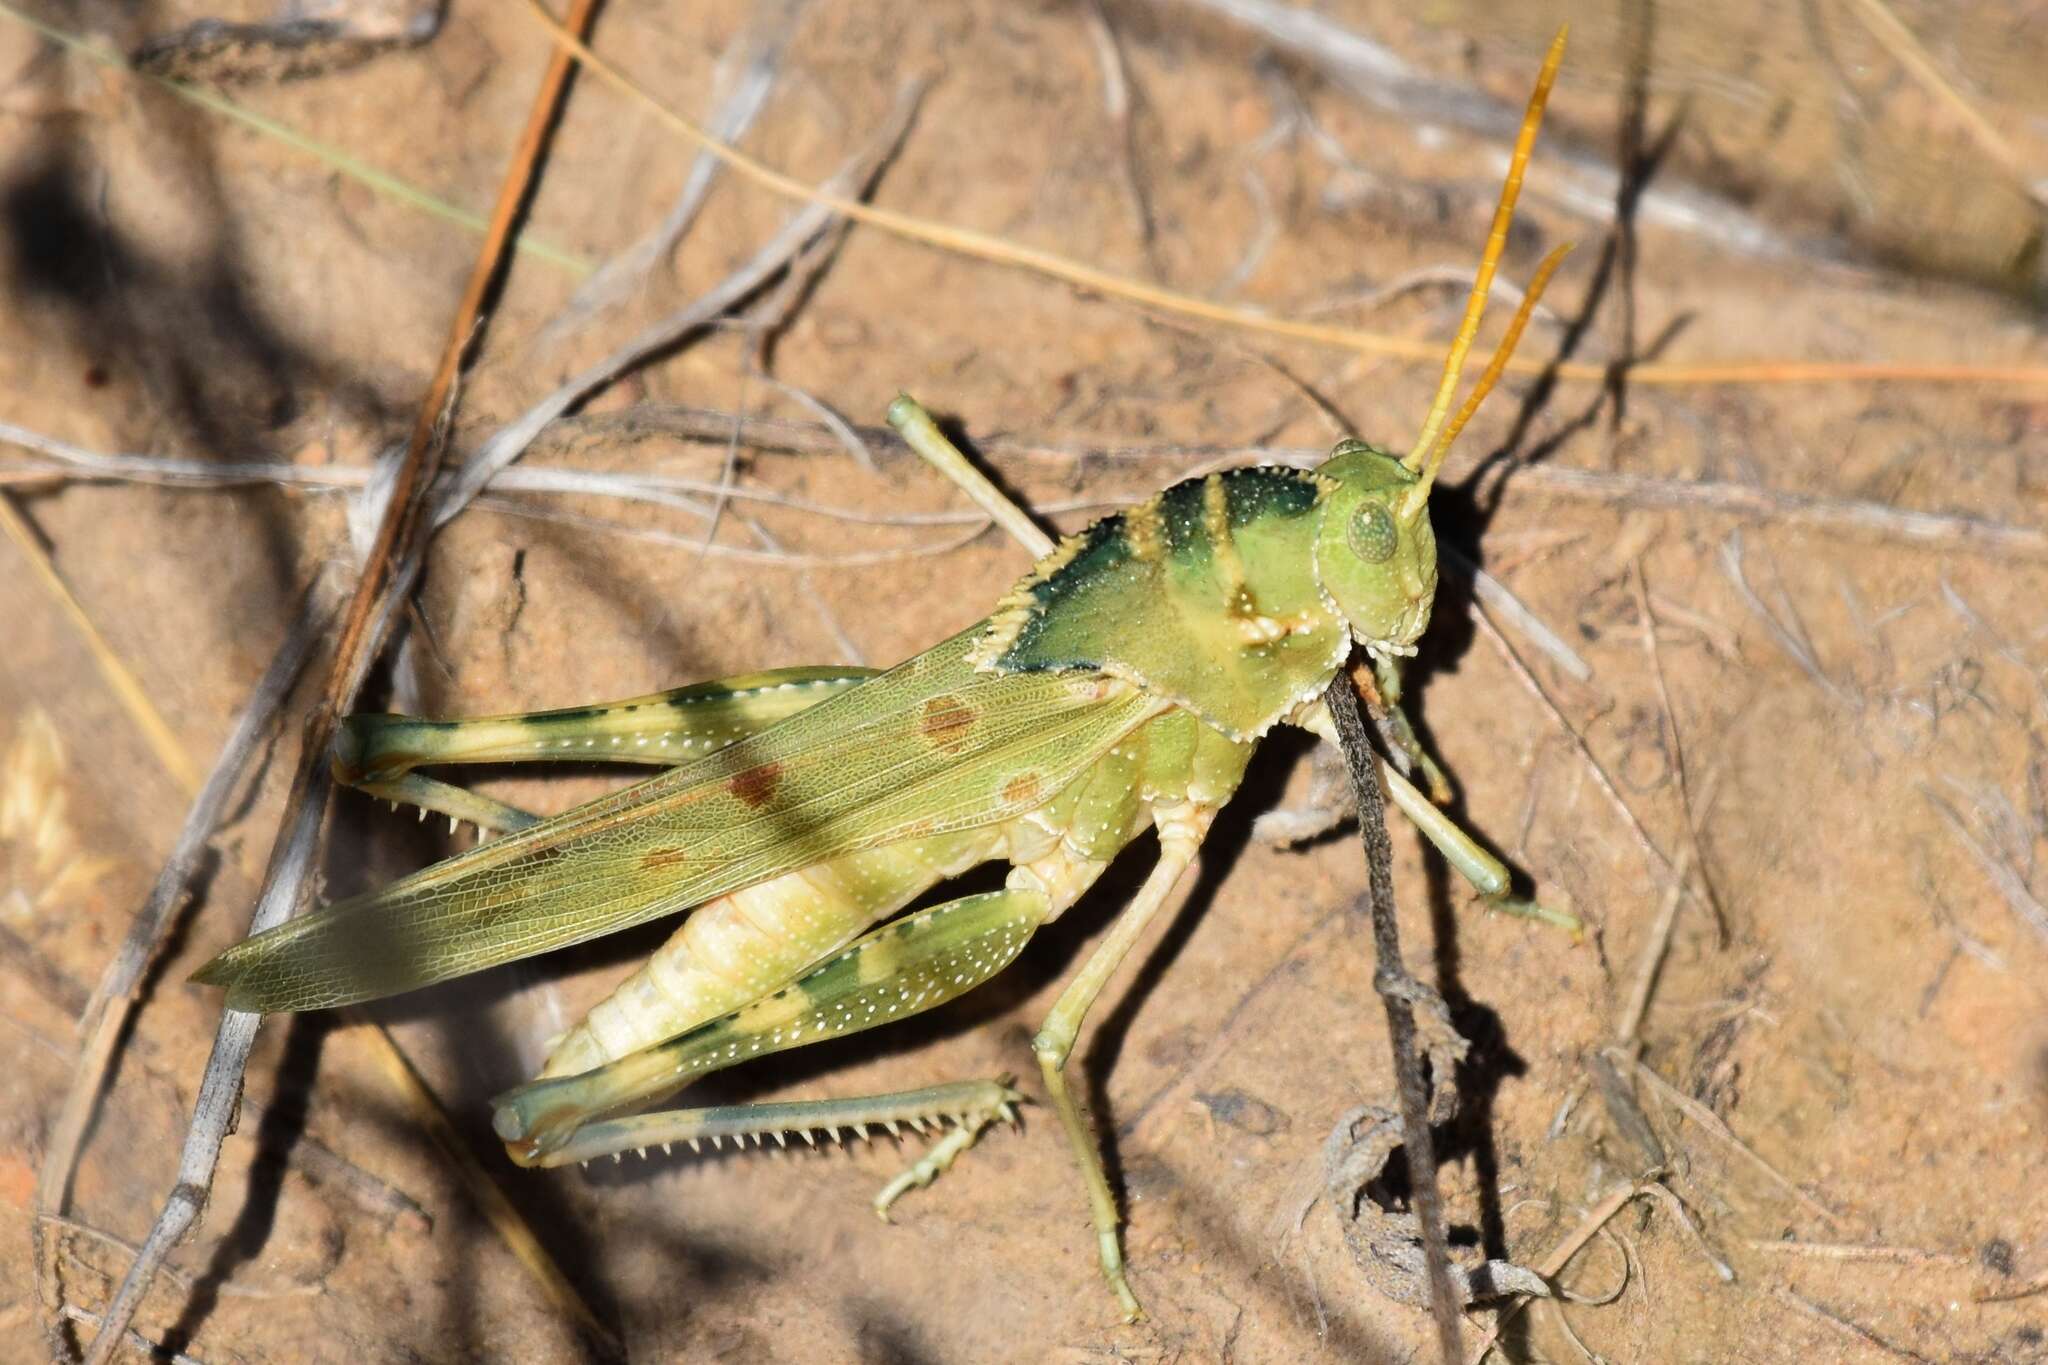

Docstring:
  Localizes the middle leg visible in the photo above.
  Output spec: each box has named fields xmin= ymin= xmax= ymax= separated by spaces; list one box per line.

xmin=1031 ymin=803 xmax=1213 ymax=1322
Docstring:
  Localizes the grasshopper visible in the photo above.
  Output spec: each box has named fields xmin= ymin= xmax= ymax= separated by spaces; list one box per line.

xmin=195 ymin=32 xmax=1574 ymax=1322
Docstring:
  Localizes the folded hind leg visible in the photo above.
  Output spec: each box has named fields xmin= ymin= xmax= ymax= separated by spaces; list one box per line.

xmin=495 ymin=877 xmax=1059 ymax=1165
xmin=513 ymin=1077 xmax=1027 ymax=1220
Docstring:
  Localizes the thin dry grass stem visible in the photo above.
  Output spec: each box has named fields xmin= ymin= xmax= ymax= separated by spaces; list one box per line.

xmin=1745 ymin=1239 xmax=1973 ymax=1266
xmin=1542 ymin=1298 xmax=1600 ymax=1365
xmin=1300 ymin=266 xmax=1557 ymax=329
xmin=573 ymin=406 xmax=2048 ymax=562
xmin=1443 ymin=545 xmax=1591 ymax=682
xmin=436 ymin=79 xmax=925 ymax=528
xmin=43 ymin=1216 xmax=197 ymax=1291
xmin=1768 ymin=1284 xmax=1934 ymax=1363
xmin=482 ymin=499 xmax=991 ymax=566
xmin=1465 ymin=1179 xmax=1647 ymax=1364
xmin=535 ymin=1 xmax=798 ymax=346
xmin=1214 ymin=78 xmax=1288 ymax=297
xmin=1169 ymin=0 xmax=1804 ymax=267
xmin=1545 ymin=1076 xmax=1588 ymax=1140
xmin=732 ymin=196 xmax=890 ymax=661
xmin=1916 ymin=883 xmax=2008 ymax=1018
xmin=1640 ymin=1180 xmax=1735 ymax=1283
xmin=1646 ymin=591 xmax=1741 ymax=661
xmin=36 ymin=396 xmax=2042 ymax=576
xmin=1079 ymin=0 xmax=1154 ymax=248
xmin=1632 ymin=559 xmax=1728 ymax=938
xmin=1976 ymin=1268 xmax=2048 ymax=1303
xmin=1721 ymin=533 xmax=1849 ymax=703
xmin=0 ymin=423 xmax=1078 ymax=529
xmin=0 ymin=427 xmax=1113 ymax=580
xmin=523 ymin=0 xmax=2048 ymax=391
xmin=1583 ymin=1050 xmax=1664 ymax=1173
xmin=697 ymin=375 xmax=748 ymax=557
xmin=78 ymin=6 xmax=616 ymax=1359
xmin=1622 ymin=1056 xmax=1845 ymax=1228
xmin=1494 ymin=462 xmax=2048 ymax=563
xmin=1613 ymin=835 xmax=1695 ymax=1048
xmin=1840 ymin=0 xmax=2044 ymax=206
xmin=34 ymin=582 xmax=331 ymax=1346
xmin=0 ymin=497 xmax=202 ymax=794
xmin=729 ymin=358 xmax=872 ymax=663
xmin=1940 ymin=578 xmax=2048 ymax=713
xmin=1469 ymin=603 xmax=1704 ymax=931
xmin=1921 ymin=787 xmax=2048 ymax=945
xmin=1551 ymin=1225 xmax=1633 ymax=1307
xmin=59 ymin=1306 xmax=204 ymax=1365
xmin=755 ymin=375 xmax=878 ymax=474
xmin=1139 ymin=308 xmax=1364 ymax=443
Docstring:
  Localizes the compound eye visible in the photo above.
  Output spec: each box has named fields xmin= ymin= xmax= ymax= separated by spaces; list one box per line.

xmin=1347 ymin=501 xmax=1399 ymax=563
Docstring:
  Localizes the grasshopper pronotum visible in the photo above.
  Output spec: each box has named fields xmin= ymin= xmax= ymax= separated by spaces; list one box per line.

xmin=195 ymin=31 xmax=1575 ymax=1323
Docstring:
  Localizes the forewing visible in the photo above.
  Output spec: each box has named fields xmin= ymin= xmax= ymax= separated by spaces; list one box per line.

xmin=195 ymin=629 xmax=1158 ymax=1012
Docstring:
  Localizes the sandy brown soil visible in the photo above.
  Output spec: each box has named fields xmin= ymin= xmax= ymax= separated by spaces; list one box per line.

xmin=3 ymin=2 xmax=2046 ymax=1361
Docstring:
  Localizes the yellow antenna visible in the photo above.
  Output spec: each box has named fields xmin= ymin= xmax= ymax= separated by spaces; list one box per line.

xmin=1402 ymin=242 xmax=1572 ymax=517
xmin=1401 ymin=27 xmax=1568 ymax=473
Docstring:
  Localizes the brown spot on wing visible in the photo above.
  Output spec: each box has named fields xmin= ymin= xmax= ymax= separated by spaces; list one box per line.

xmin=1002 ymin=771 xmax=1045 ymax=808
xmin=640 ymin=846 xmax=688 ymax=870
xmin=920 ymin=695 xmax=977 ymax=754
xmin=726 ymin=760 xmax=784 ymax=809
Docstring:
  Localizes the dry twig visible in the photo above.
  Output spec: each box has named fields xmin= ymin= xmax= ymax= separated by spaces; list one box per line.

xmin=0 ymin=499 xmax=201 ymax=794
xmin=434 ymin=81 xmax=926 ymax=525
xmin=1839 ymin=0 xmax=2045 ymax=206
xmin=1746 ymin=1239 xmax=1972 ymax=1266
xmin=1624 ymin=1056 xmax=1843 ymax=1228
xmin=1769 ymin=1284 xmax=1934 ymax=1363
xmin=1324 ymin=672 xmax=1464 ymax=1365
xmin=1923 ymin=786 xmax=2048 ymax=946
xmin=33 ymin=581 xmax=331 ymax=1346
xmin=76 ymin=4 xmax=614 ymax=1358
xmin=1466 ymin=1180 xmax=1647 ymax=1364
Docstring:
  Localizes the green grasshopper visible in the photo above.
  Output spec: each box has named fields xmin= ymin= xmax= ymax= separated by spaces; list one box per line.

xmin=195 ymin=33 xmax=1574 ymax=1322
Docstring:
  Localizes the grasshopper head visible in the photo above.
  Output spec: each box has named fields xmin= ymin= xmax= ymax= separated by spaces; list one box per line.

xmin=1311 ymin=439 xmax=1438 ymax=659
xmin=1306 ymin=26 xmax=1572 ymax=664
